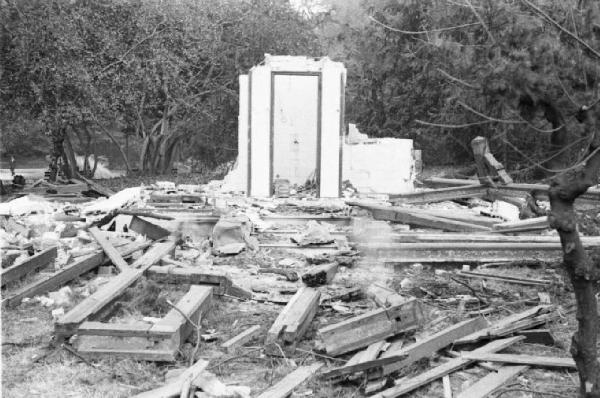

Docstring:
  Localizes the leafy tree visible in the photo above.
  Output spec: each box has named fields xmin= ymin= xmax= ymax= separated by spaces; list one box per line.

xmin=0 ymin=0 xmax=319 ymax=176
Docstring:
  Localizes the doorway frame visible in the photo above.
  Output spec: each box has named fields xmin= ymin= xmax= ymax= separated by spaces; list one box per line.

xmin=269 ymin=71 xmax=322 ymax=197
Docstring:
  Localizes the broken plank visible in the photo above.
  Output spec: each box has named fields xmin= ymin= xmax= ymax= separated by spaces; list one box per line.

xmin=455 ymin=366 xmax=527 ymax=398
xmin=492 ymin=216 xmax=549 ymax=233
xmin=1 ymin=246 xmax=57 ymax=287
xmin=88 ymin=227 xmax=129 ymax=271
xmin=389 ymin=185 xmax=486 ymax=204
xmin=132 ymin=360 xmax=209 ymax=398
xmin=302 ymin=263 xmax=338 ymax=287
xmin=321 ymin=355 xmax=408 ymax=380
xmin=454 ymin=305 xmax=553 ymax=345
xmin=151 ymin=285 xmax=212 ymax=346
xmin=145 ymin=265 xmax=231 ymax=295
xmin=2 ymin=241 xmax=150 ymax=308
xmin=377 ymin=317 xmax=488 ymax=378
xmin=443 ymin=375 xmax=453 ymax=398
xmin=346 ymin=201 xmax=491 ymax=232
xmin=129 ymin=215 xmax=171 ymax=240
xmin=318 ymin=298 xmax=424 ymax=356
xmin=455 ymin=270 xmax=552 ymax=286
xmin=256 ymin=362 xmax=323 ymax=398
xmin=373 ymin=336 xmax=525 ymax=398
xmin=55 ymin=240 xmax=176 ymax=338
xmin=266 ymin=287 xmax=320 ymax=353
xmin=220 ymin=325 xmax=261 ymax=353
xmin=459 ymin=353 xmax=576 ymax=368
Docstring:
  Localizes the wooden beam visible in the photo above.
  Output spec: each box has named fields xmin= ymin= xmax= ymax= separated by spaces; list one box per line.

xmin=220 ymin=325 xmax=261 ymax=353
xmin=389 ymin=185 xmax=486 ymax=204
xmin=383 ymin=232 xmax=600 ymax=245
xmin=145 ymin=265 xmax=231 ymax=295
xmin=492 ymin=216 xmax=549 ymax=233
xmin=347 ymin=201 xmax=491 ymax=232
xmin=373 ymin=336 xmax=525 ymax=398
xmin=55 ymin=239 xmax=176 ymax=338
xmin=454 ymin=305 xmax=553 ymax=345
xmin=1 ymin=246 xmax=57 ymax=287
xmin=455 ymin=270 xmax=552 ymax=286
xmin=2 ymin=241 xmax=150 ymax=308
xmin=424 ymin=177 xmax=600 ymax=202
xmin=375 ymin=317 xmax=489 ymax=378
xmin=256 ymin=362 xmax=323 ymax=398
xmin=129 ymin=215 xmax=171 ymax=240
xmin=455 ymin=366 xmax=528 ymax=398
xmin=318 ymin=298 xmax=424 ymax=356
xmin=459 ymin=353 xmax=576 ymax=368
xmin=88 ymin=227 xmax=129 ymax=271
xmin=266 ymin=287 xmax=320 ymax=353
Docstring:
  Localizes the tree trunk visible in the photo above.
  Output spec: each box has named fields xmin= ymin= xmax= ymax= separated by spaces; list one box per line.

xmin=63 ymin=129 xmax=78 ymax=179
xmin=542 ymin=100 xmax=569 ymax=174
xmin=548 ymin=108 xmax=600 ymax=398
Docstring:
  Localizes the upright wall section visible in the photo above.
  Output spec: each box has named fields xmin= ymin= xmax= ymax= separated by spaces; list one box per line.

xmin=245 ymin=55 xmax=346 ymax=198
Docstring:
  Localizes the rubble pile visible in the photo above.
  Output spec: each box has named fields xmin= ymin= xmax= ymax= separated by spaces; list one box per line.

xmin=1 ymin=171 xmax=599 ymax=398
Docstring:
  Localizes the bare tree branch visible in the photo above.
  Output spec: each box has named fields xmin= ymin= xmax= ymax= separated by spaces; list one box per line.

xmin=369 ymin=16 xmax=480 ymax=35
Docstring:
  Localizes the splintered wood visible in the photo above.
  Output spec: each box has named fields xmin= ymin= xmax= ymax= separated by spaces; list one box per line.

xmin=318 ymin=298 xmax=424 ymax=356
xmin=266 ymin=287 xmax=320 ymax=354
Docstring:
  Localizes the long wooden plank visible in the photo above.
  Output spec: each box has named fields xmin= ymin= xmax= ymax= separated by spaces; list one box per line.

xmin=373 ymin=336 xmax=525 ymax=398
xmin=456 ymin=270 xmax=551 ymax=286
xmin=88 ymin=227 xmax=129 ymax=271
xmin=55 ymin=240 xmax=176 ymax=337
xmin=492 ymin=217 xmax=549 ymax=233
xmin=379 ymin=232 xmax=600 ymax=245
xmin=2 ymin=241 xmax=150 ymax=308
xmin=256 ymin=362 xmax=323 ymax=398
xmin=389 ymin=185 xmax=486 ymax=204
xmin=376 ymin=317 xmax=489 ymax=377
xmin=1 ymin=246 xmax=57 ymax=286
xmin=424 ymin=177 xmax=600 ymax=201
xmin=459 ymin=353 xmax=576 ymax=368
xmin=346 ymin=201 xmax=491 ymax=232
xmin=455 ymin=366 xmax=528 ymax=398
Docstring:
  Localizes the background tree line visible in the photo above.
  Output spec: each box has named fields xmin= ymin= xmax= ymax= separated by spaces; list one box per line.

xmin=2 ymin=0 xmax=600 ymax=180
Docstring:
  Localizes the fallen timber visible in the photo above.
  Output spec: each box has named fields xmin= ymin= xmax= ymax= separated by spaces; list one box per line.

xmin=318 ymin=298 xmax=424 ymax=356
xmin=365 ymin=232 xmax=600 ymax=245
xmin=1 ymin=246 xmax=58 ymax=287
xmin=373 ymin=336 xmax=525 ymax=398
xmin=2 ymin=241 xmax=151 ymax=308
xmin=389 ymin=185 xmax=486 ymax=204
xmin=347 ymin=201 xmax=491 ymax=232
xmin=357 ymin=241 xmax=571 ymax=264
xmin=423 ymin=177 xmax=600 ymax=202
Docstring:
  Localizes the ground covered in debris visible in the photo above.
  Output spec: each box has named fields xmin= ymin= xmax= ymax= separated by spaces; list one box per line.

xmin=2 ymin=176 xmax=599 ymax=398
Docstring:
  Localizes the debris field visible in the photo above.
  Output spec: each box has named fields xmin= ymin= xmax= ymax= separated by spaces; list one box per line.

xmin=2 ymin=170 xmax=600 ymax=398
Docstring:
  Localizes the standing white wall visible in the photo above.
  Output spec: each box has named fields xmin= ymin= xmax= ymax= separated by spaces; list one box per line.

xmin=244 ymin=55 xmax=346 ymax=198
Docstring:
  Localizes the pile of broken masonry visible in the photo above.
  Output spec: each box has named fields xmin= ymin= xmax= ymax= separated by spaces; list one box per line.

xmin=1 ymin=175 xmax=599 ymax=398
